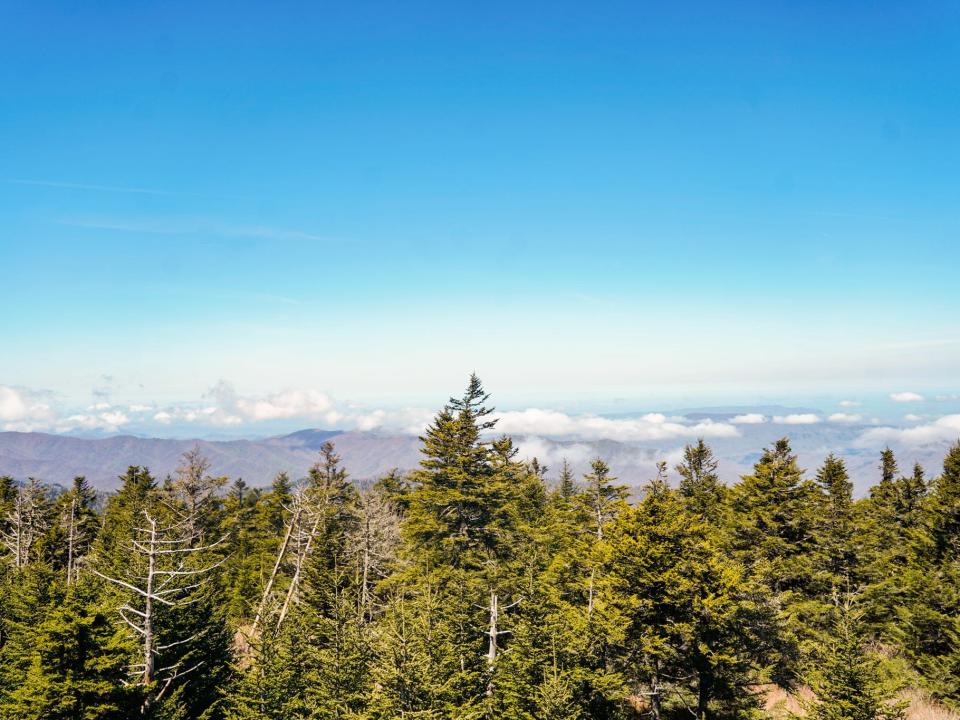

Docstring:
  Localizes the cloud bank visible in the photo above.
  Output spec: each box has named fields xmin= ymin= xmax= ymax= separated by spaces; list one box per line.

xmin=858 ymin=414 xmax=960 ymax=447
xmin=492 ymin=409 xmax=739 ymax=442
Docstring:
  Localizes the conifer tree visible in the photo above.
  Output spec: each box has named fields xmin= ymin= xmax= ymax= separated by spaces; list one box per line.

xmin=894 ymin=462 xmax=927 ymax=529
xmin=896 ymin=441 xmax=960 ymax=699
xmin=405 ymin=374 xmax=498 ymax=569
xmin=53 ymin=476 xmax=99 ymax=586
xmin=601 ymin=472 xmax=777 ymax=720
xmin=0 ymin=579 xmax=130 ymax=720
xmin=294 ymin=442 xmax=371 ymax=718
xmin=804 ymin=597 xmax=906 ymax=720
xmin=814 ymin=454 xmax=856 ymax=588
xmin=557 ymin=459 xmax=578 ymax=501
xmin=730 ymin=439 xmax=817 ymax=678
xmin=676 ymin=439 xmax=726 ymax=522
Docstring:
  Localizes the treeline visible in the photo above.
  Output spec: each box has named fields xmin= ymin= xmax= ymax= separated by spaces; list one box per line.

xmin=1 ymin=375 xmax=959 ymax=719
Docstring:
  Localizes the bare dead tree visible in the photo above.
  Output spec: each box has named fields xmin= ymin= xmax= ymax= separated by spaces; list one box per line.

xmin=275 ymin=486 xmax=323 ymax=632
xmin=250 ymin=492 xmax=302 ymax=635
xmin=93 ymin=509 xmax=228 ymax=715
xmin=349 ymin=484 xmax=401 ymax=621
xmin=0 ymin=478 xmax=50 ymax=568
xmin=273 ymin=443 xmax=356 ymax=634
xmin=475 ymin=589 xmax=521 ymax=709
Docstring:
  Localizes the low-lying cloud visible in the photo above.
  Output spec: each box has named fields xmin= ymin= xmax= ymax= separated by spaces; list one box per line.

xmin=731 ymin=413 xmax=766 ymax=424
xmin=858 ymin=414 xmax=960 ymax=447
xmin=890 ymin=391 xmax=925 ymax=403
xmin=827 ymin=412 xmax=862 ymax=423
xmin=2 ymin=380 xmax=747 ymax=444
xmin=493 ymin=408 xmax=739 ymax=442
xmin=773 ymin=413 xmax=821 ymax=425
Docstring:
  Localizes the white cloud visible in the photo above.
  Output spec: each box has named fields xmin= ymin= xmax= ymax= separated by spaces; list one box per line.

xmin=0 ymin=386 xmax=57 ymax=430
xmin=731 ymin=413 xmax=766 ymax=424
xmin=512 ymin=436 xmax=669 ymax=480
xmin=839 ymin=400 xmax=860 ymax=408
xmin=350 ymin=407 xmax=434 ymax=435
xmin=492 ymin=408 xmax=739 ymax=442
xmin=828 ymin=413 xmax=862 ymax=423
xmin=89 ymin=401 xmax=112 ymax=410
xmin=0 ymin=386 xmax=30 ymax=421
xmin=57 ymin=410 xmax=131 ymax=432
xmin=203 ymin=381 xmax=335 ymax=425
xmin=858 ymin=414 xmax=960 ymax=447
xmin=513 ymin=437 xmax=596 ymax=467
xmin=128 ymin=404 xmax=152 ymax=413
xmin=890 ymin=392 xmax=924 ymax=403
xmin=904 ymin=414 xmax=923 ymax=422
xmin=773 ymin=413 xmax=821 ymax=425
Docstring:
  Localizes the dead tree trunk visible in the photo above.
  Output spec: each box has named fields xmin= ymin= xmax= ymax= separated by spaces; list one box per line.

xmin=93 ymin=509 xmax=227 ymax=715
xmin=251 ymin=503 xmax=300 ymax=635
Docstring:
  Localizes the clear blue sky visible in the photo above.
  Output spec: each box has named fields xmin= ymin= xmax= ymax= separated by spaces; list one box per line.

xmin=1 ymin=1 xmax=959 ymax=432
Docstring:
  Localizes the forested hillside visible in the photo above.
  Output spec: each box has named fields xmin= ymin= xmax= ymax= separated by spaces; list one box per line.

xmin=1 ymin=376 xmax=959 ymax=719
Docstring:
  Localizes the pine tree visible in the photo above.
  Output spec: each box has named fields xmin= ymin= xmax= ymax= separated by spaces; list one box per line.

xmin=600 ymin=474 xmax=777 ymax=720
xmin=676 ymin=439 xmax=726 ymax=522
xmin=894 ymin=463 xmax=927 ymax=529
xmin=895 ymin=441 xmax=960 ymax=699
xmin=579 ymin=459 xmax=628 ymax=542
xmin=804 ymin=597 xmax=906 ymax=720
xmin=296 ymin=442 xmax=370 ymax=718
xmin=556 ymin=459 xmax=577 ymax=501
xmin=53 ymin=476 xmax=100 ymax=586
xmin=730 ymin=439 xmax=817 ymax=679
xmin=0 ymin=579 xmax=130 ymax=720
xmin=814 ymin=454 xmax=856 ymax=587
xmin=405 ymin=374 xmax=498 ymax=570
xmin=927 ymin=441 xmax=960 ymax=562
xmin=224 ymin=622 xmax=309 ymax=719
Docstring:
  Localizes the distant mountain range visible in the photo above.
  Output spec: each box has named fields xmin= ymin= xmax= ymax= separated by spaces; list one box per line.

xmin=0 ymin=409 xmax=951 ymax=495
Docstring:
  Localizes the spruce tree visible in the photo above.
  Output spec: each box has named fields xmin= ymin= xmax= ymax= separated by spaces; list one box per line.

xmin=676 ymin=439 xmax=726 ymax=522
xmin=804 ymin=597 xmax=906 ymax=720
xmin=405 ymin=374 xmax=498 ymax=569
xmin=0 ymin=579 xmax=130 ymax=720
xmin=601 ymin=474 xmax=777 ymax=720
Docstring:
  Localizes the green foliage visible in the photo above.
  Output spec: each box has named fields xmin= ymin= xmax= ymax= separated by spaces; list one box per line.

xmin=803 ymin=599 xmax=906 ymax=720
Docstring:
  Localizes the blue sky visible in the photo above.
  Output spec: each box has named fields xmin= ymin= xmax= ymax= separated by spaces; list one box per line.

xmin=1 ymin=1 xmax=959 ymax=437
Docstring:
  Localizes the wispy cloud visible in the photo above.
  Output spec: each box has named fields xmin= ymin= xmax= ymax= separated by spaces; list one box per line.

xmin=58 ymin=216 xmax=335 ymax=243
xmin=3 ymin=177 xmax=175 ymax=196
